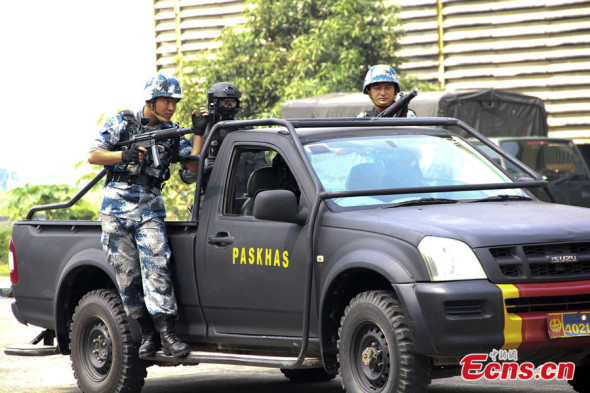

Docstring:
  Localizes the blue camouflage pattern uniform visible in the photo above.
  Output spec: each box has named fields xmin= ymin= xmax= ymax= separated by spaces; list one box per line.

xmin=90 ymin=110 xmax=193 ymax=319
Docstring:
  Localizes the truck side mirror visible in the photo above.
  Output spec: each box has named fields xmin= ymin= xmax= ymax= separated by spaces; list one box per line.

xmin=253 ymin=190 xmax=308 ymax=225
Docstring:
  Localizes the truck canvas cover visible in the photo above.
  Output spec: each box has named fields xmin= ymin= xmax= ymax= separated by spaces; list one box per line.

xmin=282 ymin=89 xmax=548 ymax=137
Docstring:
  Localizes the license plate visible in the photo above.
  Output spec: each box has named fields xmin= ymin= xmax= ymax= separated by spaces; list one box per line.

xmin=547 ymin=311 xmax=590 ymax=339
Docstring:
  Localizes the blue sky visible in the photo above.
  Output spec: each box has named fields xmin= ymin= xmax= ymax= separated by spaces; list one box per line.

xmin=0 ymin=1 xmax=157 ymax=189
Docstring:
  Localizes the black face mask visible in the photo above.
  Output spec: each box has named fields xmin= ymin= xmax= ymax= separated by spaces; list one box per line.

xmin=218 ymin=106 xmax=238 ymax=120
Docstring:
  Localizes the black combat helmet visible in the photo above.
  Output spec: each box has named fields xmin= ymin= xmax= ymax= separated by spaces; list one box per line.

xmin=207 ymin=82 xmax=242 ymax=120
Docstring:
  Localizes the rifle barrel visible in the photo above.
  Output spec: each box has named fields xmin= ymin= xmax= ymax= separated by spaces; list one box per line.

xmin=378 ymin=89 xmax=418 ymax=118
xmin=116 ymin=126 xmax=193 ymax=148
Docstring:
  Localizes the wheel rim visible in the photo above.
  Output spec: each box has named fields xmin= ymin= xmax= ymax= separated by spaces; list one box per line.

xmin=351 ymin=322 xmax=391 ymax=391
xmin=81 ymin=316 xmax=113 ymax=382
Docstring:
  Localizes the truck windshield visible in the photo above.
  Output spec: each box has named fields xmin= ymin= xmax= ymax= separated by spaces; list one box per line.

xmin=305 ymin=134 xmax=526 ymax=207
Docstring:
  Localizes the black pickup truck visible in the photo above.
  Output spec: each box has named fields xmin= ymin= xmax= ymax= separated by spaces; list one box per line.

xmin=8 ymin=117 xmax=590 ymax=393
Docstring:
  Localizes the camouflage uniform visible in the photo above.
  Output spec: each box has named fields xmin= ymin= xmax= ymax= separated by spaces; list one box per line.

xmin=356 ymin=107 xmax=416 ymax=118
xmin=90 ymin=111 xmax=193 ymax=319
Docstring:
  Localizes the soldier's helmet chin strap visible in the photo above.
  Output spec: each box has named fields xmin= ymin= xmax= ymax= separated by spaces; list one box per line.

xmin=146 ymin=101 xmax=169 ymax=124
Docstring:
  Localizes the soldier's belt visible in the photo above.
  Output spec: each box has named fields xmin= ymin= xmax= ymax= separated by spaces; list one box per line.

xmin=107 ymin=173 xmax=162 ymax=189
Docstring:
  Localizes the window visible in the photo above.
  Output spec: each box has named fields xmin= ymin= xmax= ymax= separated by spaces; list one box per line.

xmin=306 ymin=134 xmax=523 ymax=207
xmin=222 ymin=147 xmax=300 ymax=216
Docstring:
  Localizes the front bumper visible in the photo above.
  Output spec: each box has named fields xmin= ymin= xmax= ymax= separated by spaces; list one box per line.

xmin=394 ymin=279 xmax=590 ymax=361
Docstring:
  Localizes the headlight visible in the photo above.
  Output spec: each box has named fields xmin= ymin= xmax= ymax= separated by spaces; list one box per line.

xmin=418 ymin=236 xmax=487 ymax=281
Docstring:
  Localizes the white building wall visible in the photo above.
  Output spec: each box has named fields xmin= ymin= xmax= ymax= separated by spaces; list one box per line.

xmin=154 ymin=0 xmax=590 ymax=138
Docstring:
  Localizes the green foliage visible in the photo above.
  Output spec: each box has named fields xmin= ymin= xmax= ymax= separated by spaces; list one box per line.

xmin=162 ymin=162 xmax=195 ymax=221
xmin=0 ymin=183 xmax=100 ymax=268
xmin=8 ymin=184 xmax=97 ymax=221
xmin=75 ymin=160 xmax=105 ymax=188
xmin=175 ymin=0 xmax=432 ymax=125
xmin=0 ymin=226 xmax=10 ymax=266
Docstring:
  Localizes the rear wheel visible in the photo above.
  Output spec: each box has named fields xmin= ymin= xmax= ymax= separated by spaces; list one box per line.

xmin=280 ymin=367 xmax=337 ymax=383
xmin=338 ymin=290 xmax=431 ymax=393
xmin=70 ymin=289 xmax=147 ymax=393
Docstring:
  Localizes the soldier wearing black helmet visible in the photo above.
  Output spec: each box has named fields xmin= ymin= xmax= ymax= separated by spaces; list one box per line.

xmin=180 ymin=82 xmax=266 ymax=187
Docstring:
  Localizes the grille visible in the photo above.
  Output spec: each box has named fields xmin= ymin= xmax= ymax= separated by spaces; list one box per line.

xmin=499 ymin=265 xmax=521 ymax=277
xmin=489 ymin=242 xmax=590 ymax=280
xmin=490 ymin=247 xmax=512 ymax=258
xmin=530 ymin=261 xmax=590 ymax=276
xmin=505 ymin=294 xmax=590 ymax=313
xmin=524 ymin=243 xmax=590 ymax=256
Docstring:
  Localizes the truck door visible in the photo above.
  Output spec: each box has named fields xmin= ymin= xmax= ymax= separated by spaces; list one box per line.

xmin=197 ymin=141 xmax=312 ymax=338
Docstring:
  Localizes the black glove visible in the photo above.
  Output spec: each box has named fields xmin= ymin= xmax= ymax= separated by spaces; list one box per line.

xmin=121 ymin=145 xmax=142 ymax=163
xmin=192 ymin=112 xmax=208 ymax=136
xmin=204 ymin=156 xmax=216 ymax=174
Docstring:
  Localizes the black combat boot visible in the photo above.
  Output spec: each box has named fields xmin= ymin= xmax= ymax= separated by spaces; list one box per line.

xmin=136 ymin=314 xmax=160 ymax=357
xmin=153 ymin=314 xmax=190 ymax=358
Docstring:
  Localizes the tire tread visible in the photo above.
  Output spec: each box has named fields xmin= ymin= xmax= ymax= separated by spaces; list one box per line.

xmin=337 ymin=290 xmax=431 ymax=393
xmin=70 ymin=289 xmax=147 ymax=393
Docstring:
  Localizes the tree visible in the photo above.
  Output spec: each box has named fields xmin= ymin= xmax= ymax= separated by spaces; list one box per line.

xmin=8 ymin=184 xmax=97 ymax=221
xmin=176 ymin=0 xmax=429 ymax=123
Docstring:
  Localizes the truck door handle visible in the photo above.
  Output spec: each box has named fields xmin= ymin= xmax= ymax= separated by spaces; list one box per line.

xmin=208 ymin=232 xmax=235 ymax=246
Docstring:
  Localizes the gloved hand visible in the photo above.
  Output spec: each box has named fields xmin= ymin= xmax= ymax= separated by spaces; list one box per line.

xmin=121 ymin=145 xmax=145 ymax=163
xmin=204 ymin=156 xmax=216 ymax=174
xmin=192 ymin=112 xmax=209 ymax=136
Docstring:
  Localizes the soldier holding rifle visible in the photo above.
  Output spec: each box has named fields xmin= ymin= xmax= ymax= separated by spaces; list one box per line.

xmin=357 ymin=64 xmax=417 ymax=118
xmin=88 ymin=73 xmax=205 ymax=359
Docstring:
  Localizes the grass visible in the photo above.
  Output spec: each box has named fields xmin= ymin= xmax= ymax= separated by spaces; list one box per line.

xmin=0 ymin=264 xmax=9 ymax=276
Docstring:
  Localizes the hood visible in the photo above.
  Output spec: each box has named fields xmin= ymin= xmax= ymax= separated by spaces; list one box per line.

xmin=323 ymin=201 xmax=590 ymax=249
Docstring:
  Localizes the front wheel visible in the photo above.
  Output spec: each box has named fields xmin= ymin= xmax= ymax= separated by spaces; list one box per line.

xmin=70 ymin=289 xmax=147 ymax=393
xmin=338 ymin=290 xmax=431 ymax=393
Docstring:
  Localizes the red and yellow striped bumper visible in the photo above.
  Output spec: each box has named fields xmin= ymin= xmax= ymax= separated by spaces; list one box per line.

xmin=499 ymin=280 xmax=590 ymax=349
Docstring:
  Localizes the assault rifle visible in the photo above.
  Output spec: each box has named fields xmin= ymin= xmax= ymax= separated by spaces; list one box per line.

xmin=377 ymin=89 xmax=418 ymax=118
xmin=25 ymin=125 xmax=196 ymax=219
xmin=118 ymin=126 xmax=195 ymax=168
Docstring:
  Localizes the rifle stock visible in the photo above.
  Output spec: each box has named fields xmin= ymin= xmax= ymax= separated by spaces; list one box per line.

xmin=377 ymin=89 xmax=418 ymax=118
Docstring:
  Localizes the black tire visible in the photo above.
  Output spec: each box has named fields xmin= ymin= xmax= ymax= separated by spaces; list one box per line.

xmin=280 ymin=367 xmax=337 ymax=383
xmin=569 ymin=363 xmax=590 ymax=392
xmin=338 ymin=290 xmax=431 ymax=393
xmin=70 ymin=289 xmax=147 ymax=393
